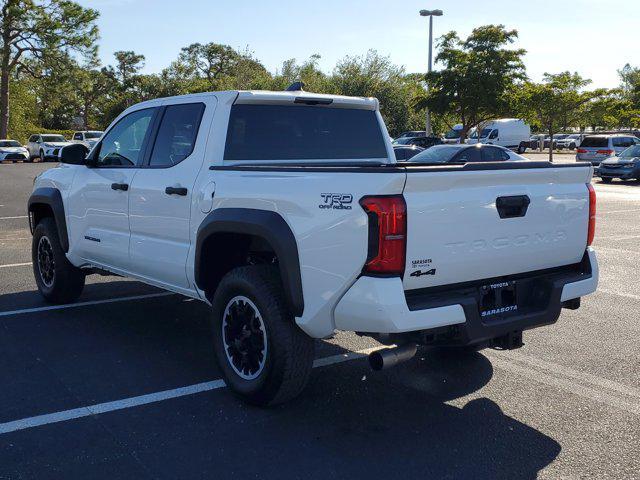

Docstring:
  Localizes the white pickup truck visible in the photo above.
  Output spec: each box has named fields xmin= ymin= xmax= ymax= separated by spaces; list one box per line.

xmin=28 ymin=89 xmax=598 ymax=405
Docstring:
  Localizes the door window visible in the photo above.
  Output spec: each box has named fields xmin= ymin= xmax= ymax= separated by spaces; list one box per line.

xmin=73 ymin=133 xmax=83 ymax=140
xmin=452 ymin=147 xmax=482 ymax=163
xmin=96 ymin=108 xmax=155 ymax=167
xmin=149 ymin=103 xmax=205 ymax=167
xmin=28 ymin=135 xmax=38 ymax=142
xmin=482 ymin=146 xmax=510 ymax=161
xmin=489 ymin=129 xmax=499 ymax=140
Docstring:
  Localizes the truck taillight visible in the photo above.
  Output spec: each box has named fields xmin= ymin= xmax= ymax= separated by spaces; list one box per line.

xmin=360 ymin=195 xmax=407 ymax=276
xmin=587 ymin=183 xmax=596 ymax=246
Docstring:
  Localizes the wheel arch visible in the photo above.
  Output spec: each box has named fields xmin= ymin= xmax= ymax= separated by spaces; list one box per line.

xmin=28 ymin=187 xmax=69 ymax=252
xmin=195 ymin=208 xmax=304 ymax=317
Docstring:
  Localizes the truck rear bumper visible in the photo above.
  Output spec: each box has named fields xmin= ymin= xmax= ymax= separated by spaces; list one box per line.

xmin=334 ymin=248 xmax=598 ymax=343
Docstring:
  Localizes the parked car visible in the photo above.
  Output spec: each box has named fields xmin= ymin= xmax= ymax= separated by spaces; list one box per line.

xmin=442 ymin=124 xmax=464 ymax=144
xmin=393 ymin=135 xmax=442 ymax=149
xmin=395 ymin=130 xmax=425 ymax=140
xmin=576 ymin=134 xmax=640 ymax=165
xmin=557 ymin=134 xmax=582 ymax=150
xmin=26 ymin=134 xmax=73 ymax=161
xmin=71 ymin=131 xmax=104 ymax=150
xmin=393 ymin=145 xmax=424 ymax=160
xmin=0 ymin=139 xmax=29 ymax=162
xmin=467 ymin=118 xmax=530 ymax=153
xmin=29 ymin=89 xmax=598 ymax=405
xmin=406 ymin=144 xmax=528 ymax=164
xmin=596 ymin=144 xmax=640 ymax=182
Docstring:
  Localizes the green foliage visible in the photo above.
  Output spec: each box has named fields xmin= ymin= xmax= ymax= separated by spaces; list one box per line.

xmin=416 ymin=25 xmax=526 ymax=140
xmin=0 ymin=0 xmax=99 ymax=137
xmin=1 ymin=15 xmax=636 ymax=143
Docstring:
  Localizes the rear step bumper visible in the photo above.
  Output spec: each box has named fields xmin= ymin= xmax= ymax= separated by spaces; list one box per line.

xmin=334 ymin=248 xmax=598 ymax=344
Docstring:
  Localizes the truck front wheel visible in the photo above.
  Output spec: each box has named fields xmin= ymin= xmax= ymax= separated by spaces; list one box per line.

xmin=210 ymin=265 xmax=314 ymax=406
xmin=32 ymin=217 xmax=85 ymax=303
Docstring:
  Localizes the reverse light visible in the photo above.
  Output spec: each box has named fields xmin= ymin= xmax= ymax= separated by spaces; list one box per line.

xmin=360 ymin=195 xmax=407 ymax=276
xmin=587 ymin=183 xmax=596 ymax=246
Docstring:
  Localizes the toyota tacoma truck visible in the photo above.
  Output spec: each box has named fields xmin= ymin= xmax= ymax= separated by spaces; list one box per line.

xmin=28 ymin=89 xmax=599 ymax=405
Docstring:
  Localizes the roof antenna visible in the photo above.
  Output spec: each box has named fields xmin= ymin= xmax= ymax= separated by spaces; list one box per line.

xmin=286 ymin=81 xmax=305 ymax=92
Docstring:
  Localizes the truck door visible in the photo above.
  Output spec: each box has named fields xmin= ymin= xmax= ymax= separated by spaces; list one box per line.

xmin=66 ymin=108 xmax=157 ymax=268
xmin=127 ymin=98 xmax=213 ymax=291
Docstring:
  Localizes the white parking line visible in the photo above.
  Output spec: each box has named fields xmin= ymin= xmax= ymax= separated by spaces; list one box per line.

xmin=0 ymin=346 xmax=384 ymax=435
xmin=0 ymin=215 xmax=28 ymax=220
xmin=0 ymin=292 xmax=175 ymax=318
xmin=0 ymin=262 xmax=31 ymax=269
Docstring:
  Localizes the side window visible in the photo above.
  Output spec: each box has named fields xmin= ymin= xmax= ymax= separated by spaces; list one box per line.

xmin=73 ymin=133 xmax=83 ymax=140
xmin=394 ymin=149 xmax=406 ymax=161
xmin=452 ymin=147 xmax=482 ymax=163
xmin=482 ymin=146 xmax=509 ymax=162
xmin=489 ymin=129 xmax=499 ymax=140
xmin=28 ymin=135 xmax=37 ymax=142
xmin=149 ymin=103 xmax=205 ymax=167
xmin=612 ymin=137 xmax=622 ymax=147
xmin=96 ymin=108 xmax=155 ymax=167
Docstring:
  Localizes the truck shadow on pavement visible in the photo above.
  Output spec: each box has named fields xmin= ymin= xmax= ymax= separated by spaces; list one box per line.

xmin=244 ymin=348 xmax=562 ymax=480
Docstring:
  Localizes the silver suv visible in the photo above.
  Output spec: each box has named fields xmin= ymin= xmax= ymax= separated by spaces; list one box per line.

xmin=576 ymin=134 xmax=640 ymax=165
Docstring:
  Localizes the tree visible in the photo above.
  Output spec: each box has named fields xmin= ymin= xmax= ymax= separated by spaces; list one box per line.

xmin=0 ymin=0 xmax=99 ymax=137
xmin=416 ymin=25 xmax=526 ymax=140
xmin=112 ymin=50 xmax=145 ymax=88
xmin=331 ymin=50 xmax=417 ymax=136
xmin=517 ymin=72 xmax=598 ymax=161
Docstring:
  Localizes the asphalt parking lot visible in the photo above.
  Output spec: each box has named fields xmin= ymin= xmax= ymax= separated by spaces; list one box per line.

xmin=1 ymin=158 xmax=639 ymax=479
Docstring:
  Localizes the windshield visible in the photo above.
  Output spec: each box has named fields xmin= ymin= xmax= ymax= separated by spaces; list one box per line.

xmin=620 ymin=145 xmax=640 ymax=158
xmin=85 ymin=132 xmax=103 ymax=139
xmin=404 ymin=145 xmax=463 ymax=164
xmin=41 ymin=135 xmax=66 ymax=143
xmin=469 ymin=128 xmax=492 ymax=139
xmin=444 ymin=129 xmax=461 ymax=139
xmin=0 ymin=140 xmax=21 ymax=147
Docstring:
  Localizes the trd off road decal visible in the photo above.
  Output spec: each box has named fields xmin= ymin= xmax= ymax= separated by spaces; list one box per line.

xmin=319 ymin=193 xmax=353 ymax=210
xmin=409 ymin=258 xmax=436 ymax=277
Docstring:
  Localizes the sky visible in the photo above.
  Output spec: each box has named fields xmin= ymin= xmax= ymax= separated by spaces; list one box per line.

xmin=79 ymin=0 xmax=637 ymax=89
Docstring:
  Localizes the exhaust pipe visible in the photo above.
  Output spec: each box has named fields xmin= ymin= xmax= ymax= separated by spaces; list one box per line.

xmin=368 ymin=344 xmax=417 ymax=371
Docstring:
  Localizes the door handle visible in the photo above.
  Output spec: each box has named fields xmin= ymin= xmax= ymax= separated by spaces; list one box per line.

xmin=165 ymin=186 xmax=188 ymax=196
xmin=111 ymin=183 xmax=129 ymax=191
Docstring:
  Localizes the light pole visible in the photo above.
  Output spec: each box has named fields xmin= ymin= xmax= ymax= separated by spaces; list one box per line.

xmin=419 ymin=8 xmax=443 ymax=136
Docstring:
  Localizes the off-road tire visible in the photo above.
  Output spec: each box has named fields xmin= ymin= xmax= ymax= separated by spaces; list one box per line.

xmin=32 ymin=217 xmax=85 ymax=303
xmin=210 ymin=265 xmax=314 ymax=406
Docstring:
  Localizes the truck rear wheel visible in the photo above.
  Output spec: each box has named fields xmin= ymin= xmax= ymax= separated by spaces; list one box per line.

xmin=210 ymin=265 xmax=314 ymax=406
xmin=32 ymin=217 xmax=85 ymax=303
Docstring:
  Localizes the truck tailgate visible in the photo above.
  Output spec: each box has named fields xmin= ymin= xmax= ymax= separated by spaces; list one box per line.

xmin=402 ymin=164 xmax=592 ymax=290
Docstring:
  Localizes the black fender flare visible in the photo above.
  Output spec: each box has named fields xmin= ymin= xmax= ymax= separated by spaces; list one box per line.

xmin=195 ymin=208 xmax=304 ymax=317
xmin=28 ymin=187 xmax=69 ymax=252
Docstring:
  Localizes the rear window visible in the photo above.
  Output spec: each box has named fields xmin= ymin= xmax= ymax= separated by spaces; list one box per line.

xmin=224 ymin=104 xmax=387 ymax=161
xmin=581 ymin=136 xmax=609 ymax=148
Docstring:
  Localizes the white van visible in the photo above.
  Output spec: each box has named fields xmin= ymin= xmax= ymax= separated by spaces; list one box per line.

xmin=467 ymin=118 xmax=531 ymax=153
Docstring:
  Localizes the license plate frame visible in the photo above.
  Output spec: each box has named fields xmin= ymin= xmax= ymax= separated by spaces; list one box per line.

xmin=479 ymin=280 xmax=519 ymax=319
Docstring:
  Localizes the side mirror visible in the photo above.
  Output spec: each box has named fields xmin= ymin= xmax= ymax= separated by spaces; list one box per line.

xmin=58 ymin=143 xmax=89 ymax=165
